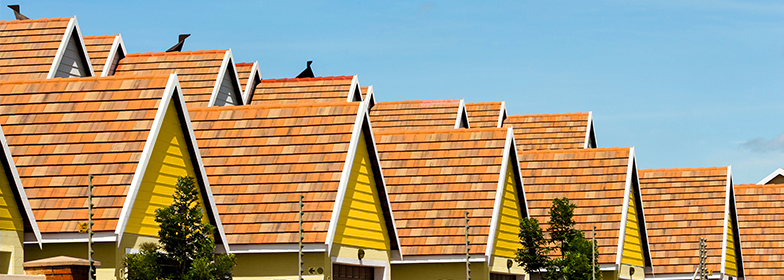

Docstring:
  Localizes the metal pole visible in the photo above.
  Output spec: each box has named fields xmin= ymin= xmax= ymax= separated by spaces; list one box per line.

xmin=299 ymin=195 xmax=304 ymax=280
xmin=88 ymin=174 xmax=95 ymax=280
xmin=465 ymin=211 xmax=471 ymax=280
xmin=592 ymin=226 xmax=596 ymax=280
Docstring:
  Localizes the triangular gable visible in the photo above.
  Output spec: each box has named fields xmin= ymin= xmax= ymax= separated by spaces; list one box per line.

xmin=47 ymin=17 xmax=95 ymax=79
xmin=348 ymin=75 xmax=362 ymax=102
xmin=723 ymin=169 xmax=744 ymax=277
xmin=488 ymin=127 xmax=529 ymax=263
xmin=363 ymin=85 xmax=376 ymax=109
xmin=757 ymin=168 xmax=784 ymax=185
xmin=455 ymin=99 xmax=470 ymax=129
xmin=0 ymin=126 xmax=40 ymax=245
xmin=101 ymin=34 xmax=126 ymax=77
xmin=497 ymin=101 xmax=508 ymax=128
xmin=115 ymin=73 xmax=229 ymax=251
xmin=617 ymin=149 xmax=652 ymax=271
xmin=209 ymin=50 xmax=244 ymax=107
xmin=584 ymin=111 xmax=597 ymax=148
xmin=327 ymin=101 xmax=402 ymax=259
xmin=241 ymin=61 xmax=262 ymax=105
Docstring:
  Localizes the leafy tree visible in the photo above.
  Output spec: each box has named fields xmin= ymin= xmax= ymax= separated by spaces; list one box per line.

xmin=122 ymin=176 xmax=235 ymax=280
xmin=516 ymin=197 xmax=601 ymax=280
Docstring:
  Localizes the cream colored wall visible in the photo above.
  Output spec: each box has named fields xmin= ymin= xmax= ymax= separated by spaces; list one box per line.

xmin=391 ymin=262 xmax=489 ymax=280
xmin=489 ymin=255 xmax=526 ymax=276
xmin=233 ymin=252 xmax=328 ymax=280
xmin=619 ymin=263 xmax=644 ymax=279
xmin=0 ymin=231 xmax=23 ymax=274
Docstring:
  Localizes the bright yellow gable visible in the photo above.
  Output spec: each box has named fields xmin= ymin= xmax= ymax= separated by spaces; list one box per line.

xmin=0 ymin=167 xmax=23 ymax=231
xmin=334 ymin=133 xmax=390 ymax=251
xmin=725 ymin=214 xmax=739 ymax=276
xmin=493 ymin=157 xmax=523 ymax=258
xmin=622 ymin=188 xmax=645 ymax=267
xmin=125 ymin=100 xmax=208 ymax=237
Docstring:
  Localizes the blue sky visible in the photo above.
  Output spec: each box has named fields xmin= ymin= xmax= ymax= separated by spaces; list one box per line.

xmin=5 ymin=0 xmax=784 ymax=183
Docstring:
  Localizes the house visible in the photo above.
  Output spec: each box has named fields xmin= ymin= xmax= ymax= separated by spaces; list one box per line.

xmin=374 ymin=127 xmax=528 ymax=280
xmin=735 ymin=183 xmax=783 ymax=279
xmin=369 ymin=99 xmax=470 ymax=131
xmin=503 ymin=112 xmax=596 ymax=151
xmin=639 ymin=167 xmax=744 ymax=280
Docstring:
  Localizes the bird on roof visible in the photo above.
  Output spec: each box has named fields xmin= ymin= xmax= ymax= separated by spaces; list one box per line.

xmin=296 ymin=61 xmax=314 ymax=78
xmin=7 ymin=5 xmax=29 ymax=20
xmin=165 ymin=34 xmax=191 ymax=52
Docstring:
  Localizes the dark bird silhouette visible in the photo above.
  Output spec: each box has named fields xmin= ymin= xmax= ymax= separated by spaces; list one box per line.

xmin=296 ymin=61 xmax=314 ymax=78
xmin=165 ymin=34 xmax=191 ymax=52
xmin=7 ymin=5 xmax=29 ymax=20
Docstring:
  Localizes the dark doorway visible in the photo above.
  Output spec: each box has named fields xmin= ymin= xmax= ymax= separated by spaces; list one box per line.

xmin=333 ymin=263 xmax=375 ymax=280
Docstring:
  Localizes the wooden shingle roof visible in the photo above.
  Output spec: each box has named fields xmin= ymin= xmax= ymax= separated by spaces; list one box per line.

xmin=370 ymin=99 xmax=468 ymax=132
xmin=374 ymin=127 xmax=522 ymax=257
xmin=639 ymin=167 xmax=734 ymax=275
xmin=250 ymin=75 xmax=360 ymax=106
xmin=504 ymin=112 xmax=594 ymax=151
xmin=114 ymin=49 xmax=241 ymax=108
xmin=82 ymin=34 xmax=124 ymax=77
xmin=0 ymin=17 xmax=84 ymax=81
xmin=518 ymin=147 xmax=642 ymax=266
xmin=734 ymin=184 xmax=778 ymax=279
xmin=465 ymin=101 xmax=505 ymax=128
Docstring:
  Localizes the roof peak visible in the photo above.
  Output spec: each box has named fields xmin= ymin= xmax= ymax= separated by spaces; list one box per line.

xmin=260 ymin=75 xmax=354 ymax=83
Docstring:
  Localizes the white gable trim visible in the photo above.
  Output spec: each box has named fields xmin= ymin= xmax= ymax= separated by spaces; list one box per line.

xmin=46 ymin=17 xmax=95 ymax=79
xmin=347 ymin=75 xmax=361 ymax=102
xmin=114 ymin=74 xmax=230 ymax=251
xmin=630 ymin=153 xmax=654 ymax=268
xmin=615 ymin=147 xmax=636 ymax=266
xmin=584 ymin=111 xmax=595 ymax=148
xmin=455 ymin=99 xmax=469 ymax=129
xmin=363 ymin=85 xmax=376 ymax=109
xmin=757 ymin=168 xmax=784 ymax=185
xmin=25 ymin=232 xmax=116 ymax=244
xmin=497 ymin=101 xmax=508 ymax=128
xmin=720 ymin=166 xmax=732 ymax=274
xmin=100 ymin=34 xmax=127 ymax=77
xmin=0 ymin=126 xmax=41 ymax=246
xmin=208 ymin=50 xmax=244 ymax=107
xmin=241 ymin=61 xmax=262 ymax=105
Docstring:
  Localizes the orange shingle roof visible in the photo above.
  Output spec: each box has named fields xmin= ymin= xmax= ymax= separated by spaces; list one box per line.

xmin=504 ymin=112 xmax=592 ymax=151
xmin=0 ymin=17 xmax=72 ymax=81
xmin=466 ymin=101 xmax=504 ymax=128
xmin=639 ymin=167 xmax=731 ymax=275
xmin=0 ymin=75 xmax=171 ymax=234
xmin=251 ymin=75 xmax=358 ymax=106
xmin=519 ymin=147 xmax=637 ymax=265
xmin=370 ymin=99 xmax=465 ymax=132
xmin=360 ymin=86 xmax=369 ymax=100
xmin=735 ymin=184 xmax=778 ymax=278
xmin=375 ymin=128 xmax=515 ymax=256
xmin=189 ymin=102 xmax=363 ymax=246
xmin=235 ymin=62 xmax=254 ymax=94
xmin=82 ymin=35 xmax=117 ymax=76
xmin=114 ymin=49 xmax=233 ymax=108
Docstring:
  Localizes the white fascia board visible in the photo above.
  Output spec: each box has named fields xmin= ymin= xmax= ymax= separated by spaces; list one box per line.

xmin=230 ymin=244 xmax=327 ymax=254
xmin=508 ymin=128 xmax=530 ymax=217
xmin=242 ymin=61 xmax=261 ymax=105
xmin=100 ymin=34 xmax=126 ymax=77
xmin=326 ymin=101 xmax=369 ymax=255
xmin=497 ymin=101 xmax=507 ymax=128
xmin=455 ymin=99 xmax=468 ymax=129
xmin=391 ymin=254 xmax=487 ymax=264
xmin=208 ymin=49 xmax=244 ymax=106
xmin=584 ymin=111 xmax=594 ymax=149
xmin=361 ymin=104 xmax=405 ymax=260
xmin=727 ymin=171 xmax=746 ymax=278
xmin=616 ymin=147 xmax=635 ymax=266
xmin=0 ymin=126 xmax=41 ymax=246
xmin=485 ymin=127 xmax=516 ymax=265
xmin=47 ymin=17 xmax=96 ymax=78
xmin=630 ymin=153 xmax=654 ymax=269
xmin=720 ymin=166 xmax=732 ymax=274
xmin=347 ymin=75 xmax=360 ymax=102
xmin=756 ymin=168 xmax=784 ymax=185
xmin=25 ymin=232 xmax=116 ymax=244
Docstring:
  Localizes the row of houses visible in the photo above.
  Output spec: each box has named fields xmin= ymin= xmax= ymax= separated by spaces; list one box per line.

xmin=0 ymin=13 xmax=780 ymax=280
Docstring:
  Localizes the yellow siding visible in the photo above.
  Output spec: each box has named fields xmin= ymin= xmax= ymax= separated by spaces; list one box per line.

xmin=125 ymin=100 xmax=208 ymax=237
xmin=0 ymin=166 xmax=22 ymax=231
xmin=621 ymin=188 xmax=645 ymax=267
xmin=492 ymin=158 xmax=523 ymax=258
xmin=333 ymin=134 xmax=390 ymax=251
xmin=725 ymin=214 xmax=739 ymax=276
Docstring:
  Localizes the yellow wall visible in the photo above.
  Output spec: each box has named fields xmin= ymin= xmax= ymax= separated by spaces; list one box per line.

xmin=493 ymin=158 xmax=524 ymax=259
xmin=725 ymin=214 xmax=739 ymax=276
xmin=621 ymin=188 xmax=645 ymax=267
xmin=125 ymin=100 xmax=208 ymax=237
xmin=233 ymin=252 xmax=329 ymax=280
xmin=392 ymin=262 xmax=489 ymax=280
xmin=0 ymin=166 xmax=22 ymax=231
xmin=333 ymin=134 xmax=390 ymax=251
xmin=0 ymin=230 xmax=23 ymax=274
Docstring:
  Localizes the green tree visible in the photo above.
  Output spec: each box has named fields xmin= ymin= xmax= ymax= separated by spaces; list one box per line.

xmin=122 ymin=176 xmax=235 ymax=280
xmin=516 ymin=197 xmax=601 ymax=280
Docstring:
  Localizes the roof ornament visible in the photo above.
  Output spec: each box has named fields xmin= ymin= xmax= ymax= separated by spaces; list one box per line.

xmin=7 ymin=5 xmax=29 ymax=20
xmin=165 ymin=34 xmax=191 ymax=52
xmin=296 ymin=61 xmax=314 ymax=78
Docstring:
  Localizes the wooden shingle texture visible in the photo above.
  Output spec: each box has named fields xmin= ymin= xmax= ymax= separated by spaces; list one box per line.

xmin=639 ymin=167 xmax=729 ymax=275
xmin=189 ymin=102 xmax=361 ymax=246
xmin=370 ymin=100 xmax=463 ymax=132
xmin=235 ymin=62 xmax=253 ymax=94
xmin=735 ymin=183 xmax=781 ymax=279
xmin=466 ymin=101 xmax=503 ymax=128
xmin=114 ymin=50 xmax=228 ymax=108
xmin=251 ymin=76 xmax=355 ymax=105
xmin=0 ymin=17 xmax=71 ymax=81
xmin=82 ymin=35 xmax=117 ymax=76
xmin=374 ymin=128 xmax=510 ymax=256
xmin=504 ymin=112 xmax=589 ymax=151
xmin=0 ymin=75 xmax=171 ymax=234
xmin=518 ymin=147 xmax=632 ymax=265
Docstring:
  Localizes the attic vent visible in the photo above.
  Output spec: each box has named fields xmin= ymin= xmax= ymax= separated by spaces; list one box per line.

xmin=7 ymin=5 xmax=29 ymax=20
xmin=166 ymin=34 xmax=190 ymax=52
xmin=296 ymin=61 xmax=314 ymax=78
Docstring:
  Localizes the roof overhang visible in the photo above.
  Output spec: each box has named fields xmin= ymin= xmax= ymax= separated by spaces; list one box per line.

xmin=100 ymin=34 xmax=127 ymax=77
xmin=47 ymin=16 xmax=95 ymax=79
xmin=241 ymin=61 xmax=262 ymax=105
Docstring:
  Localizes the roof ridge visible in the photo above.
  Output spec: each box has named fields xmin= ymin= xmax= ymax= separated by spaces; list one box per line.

xmin=0 ymin=74 xmax=170 ymax=85
xmin=507 ymin=112 xmax=589 ymax=118
xmin=188 ymin=101 xmax=359 ymax=112
xmin=465 ymin=101 xmax=503 ymax=105
xmin=0 ymin=17 xmax=72 ymax=24
xmin=376 ymin=99 xmax=463 ymax=105
xmin=518 ymin=146 xmax=631 ymax=155
xmin=260 ymin=75 xmax=354 ymax=83
xmin=373 ymin=127 xmax=506 ymax=136
xmin=83 ymin=34 xmax=119 ymax=39
xmin=235 ymin=62 xmax=255 ymax=67
xmin=638 ymin=166 xmax=727 ymax=173
xmin=125 ymin=49 xmax=228 ymax=58
xmin=734 ymin=183 xmax=767 ymax=188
